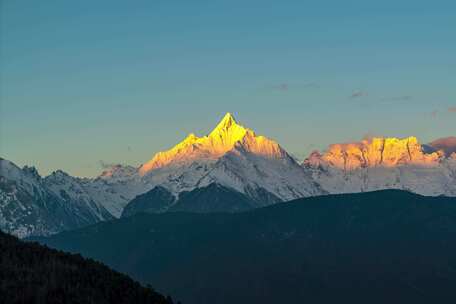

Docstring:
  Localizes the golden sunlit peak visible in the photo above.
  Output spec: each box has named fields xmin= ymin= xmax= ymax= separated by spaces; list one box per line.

xmin=208 ymin=112 xmax=248 ymax=146
xmin=206 ymin=112 xmax=248 ymax=145
xmin=138 ymin=112 xmax=287 ymax=175
xmin=213 ymin=112 xmax=238 ymax=131
xmin=305 ymin=135 xmax=444 ymax=170
xmin=183 ymin=133 xmax=198 ymax=143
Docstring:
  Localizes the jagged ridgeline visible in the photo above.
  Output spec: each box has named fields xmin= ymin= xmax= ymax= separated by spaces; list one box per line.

xmin=0 ymin=230 xmax=177 ymax=304
xmin=1 ymin=114 xmax=455 ymax=238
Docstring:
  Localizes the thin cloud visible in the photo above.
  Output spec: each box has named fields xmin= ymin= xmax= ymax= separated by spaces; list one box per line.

xmin=350 ymin=90 xmax=368 ymax=99
xmin=300 ymin=82 xmax=320 ymax=88
xmin=99 ymin=160 xmax=119 ymax=169
xmin=448 ymin=106 xmax=456 ymax=113
xmin=268 ymin=82 xmax=319 ymax=92
xmin=270 ymin=83 xmax=289 ymax=91
xmin=380 ymin=95 xmax=413 ymax=103
xmin=362 ymin=132 xmax=382 ymax=141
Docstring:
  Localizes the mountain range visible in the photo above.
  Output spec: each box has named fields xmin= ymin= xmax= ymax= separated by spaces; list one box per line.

xmin=1 ymin=113 xmax=455 ymax=237
xmin=304 ymin=136 xmax=456 ymax=195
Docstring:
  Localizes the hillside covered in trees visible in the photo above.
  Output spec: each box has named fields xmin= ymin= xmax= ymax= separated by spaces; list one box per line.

xmin=37 ymin=190 xmax=456 ymax=304
xmin=0 ymin=230 xmax=176 ymax=304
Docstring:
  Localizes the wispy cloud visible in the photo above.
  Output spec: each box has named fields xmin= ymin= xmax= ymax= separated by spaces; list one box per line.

xmin=380 ymin=95 xmax=413 ymax=103
xmin=99 ymin=160 xmax=119 ymax=169
xmin=300 ymin=82 xmax=320 ymax=88
xmin=362 ymin=132 xmax=382 ymax=140
xmin=427 ymin=106 xmax=456 ymax=119
xmin=271 ymin=83 xmax=289 ymax=91
xmin=268 ymin=82 xmax=319 ymax=92
xmin=350 ymin=89 xmax=368 ymax=99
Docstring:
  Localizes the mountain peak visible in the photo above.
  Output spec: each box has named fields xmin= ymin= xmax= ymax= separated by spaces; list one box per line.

xmin=209 ymin=113 xmax=247 ymax=139
xmin=304 ymin=136 xmax=443 ymax=170
xmin=208 ymin=113 xmax=248 ymax=149
xmin=213 ymin=112 xmax=237 ymax=131
xmin=139 ymin=113 xmax=287 ymax=174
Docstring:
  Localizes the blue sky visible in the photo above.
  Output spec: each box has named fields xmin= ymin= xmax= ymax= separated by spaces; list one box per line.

xmin=1 ymin=0 xmax=455 ymax=177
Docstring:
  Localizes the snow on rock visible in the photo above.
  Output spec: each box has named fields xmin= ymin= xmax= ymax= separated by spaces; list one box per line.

xmin=2 ymin=115 xmax=455 ymax=238
xmin=138 ymin=113 xmax=323 ymax=206
xmin=303 ymin=136 xmax=456 ymax=197
xmin=0 ymin=159 xmax=114 ymax=238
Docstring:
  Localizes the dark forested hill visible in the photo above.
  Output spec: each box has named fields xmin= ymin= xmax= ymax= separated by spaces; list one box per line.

xmin=0 ymin=231 xmax=175 ymax=304
xmin=37 ymin=190 xmax=456 ymax=304
xmin=121 ymin=183 xmax=257 ymax=217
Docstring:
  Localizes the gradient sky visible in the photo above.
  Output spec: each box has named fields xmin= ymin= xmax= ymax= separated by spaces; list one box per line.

xmin=1 ymin=0 xmax=455 ymax=177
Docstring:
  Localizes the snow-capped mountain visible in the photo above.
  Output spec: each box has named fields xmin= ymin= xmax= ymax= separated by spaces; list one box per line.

xmin=0 ymin=113 xmax=322 ymax=237
xmin=42 ymin=167 xmax=145 ymax=219
xmin=137 ymin=113 xmax=323 ymax=206
xmin=0 ymin=158 xmax=114 ymax=238
xmin=2 ymin=113 xmax=455 ymax=237
xmin=303 ymin=136 xmax=456 ymax=196
xmin=0 ymin=156 xmax=150 ymax=237
xmin=77 ymin=166 xmax=146 ymax=218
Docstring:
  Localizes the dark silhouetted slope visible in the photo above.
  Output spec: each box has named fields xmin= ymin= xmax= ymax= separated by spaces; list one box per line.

xmin=122 ymin=183 xmax=256 ymax=217
xmin=37 ymin=190 xmax=456 ymax=304
xmin=122 ymin=186 xmax=176 ymax=216
xmin=0 ymin=231 xmax=175 ymax=304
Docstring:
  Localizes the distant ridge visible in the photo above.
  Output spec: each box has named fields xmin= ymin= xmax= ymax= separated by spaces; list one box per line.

xmin=303 ymin=136 xmax=456 ymax=196
xmin=2 ymin=113 xmax=455 ymax=238
xmin=36 ymin=190 xmax=456 ymax=304
xmin=304 ymin=136 xmax=442 ymax=170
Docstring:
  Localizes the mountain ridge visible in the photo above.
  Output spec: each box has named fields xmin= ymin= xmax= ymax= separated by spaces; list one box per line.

xmin=139 ymin=113 xmax=291 ymax=173
xmin=122 ymin=183 xmax=258 ymax=217
xmin=303 ymin=136 xmax=456 ymax=196
xmin=2 ymin=113 xmax=455 ymax=237
xmin=304 ymin=136 xmax=445 ymax=170
xmin=0 ymin=159 xmax=114 ymax=238
xmin=134 ymin=113 xmax=321 ymax=204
